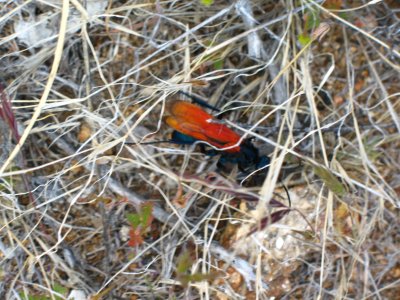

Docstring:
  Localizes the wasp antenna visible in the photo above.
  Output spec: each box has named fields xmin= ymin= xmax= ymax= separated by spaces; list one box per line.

xmin=280 ymin=179 xmax=291 ymax=208
xmin=178 ymin=91 xmax=220 ymax=112
xmin=124 ymin=140 xmax=172 ymax=145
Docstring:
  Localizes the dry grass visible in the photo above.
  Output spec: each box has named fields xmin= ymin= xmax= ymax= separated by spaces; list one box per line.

xmin=0 ymin=0 xmax=399 ymax=299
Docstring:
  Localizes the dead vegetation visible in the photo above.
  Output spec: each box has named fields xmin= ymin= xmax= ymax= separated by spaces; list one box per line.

xmin=0 ymin=0 xmax=399 ymax=299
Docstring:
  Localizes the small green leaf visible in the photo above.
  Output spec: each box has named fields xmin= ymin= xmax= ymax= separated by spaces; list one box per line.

xmin=179 ymin=272 xmax=213 ymax=287
xmin=304 ymin=11 xmax=320 ymax=31
xmin=176 ymin=250 xmax=213 ymax=287
xmin=200 ymin=0 xmax=214 ymax=7
xmin=140 ymin=203 xmax=153 ymax=227
xmin=19 ymin=293 xmax=48 ymax=300
xmin=213 ymin=59 xmax=223 ymax=70
xmin=126 ymin=203 xmax=154 ymax=229
xmin=176 ymin=251 xmax=192 ymax=274
xmin=314 ymin=166 xmax=346 ymax=196
xmin=298 ymin=34 xmax=311 ymax=46
xmin=188 ymin=272 xmax=213 ymax=282
xmin=338 ymin=12 xmax=348 ymax=20
xmin=126 ymin=213 xmax=141 ymax=228
xmin=53 ymin=283 xmax=67 ymax=300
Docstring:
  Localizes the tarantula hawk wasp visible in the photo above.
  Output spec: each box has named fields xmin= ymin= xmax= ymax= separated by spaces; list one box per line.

xmin=164 ymin=91 xmax=270 ymax=178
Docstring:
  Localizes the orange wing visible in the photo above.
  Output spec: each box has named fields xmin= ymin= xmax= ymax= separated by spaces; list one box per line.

xmin=165 ymin=100 xmax=241 ymax=153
